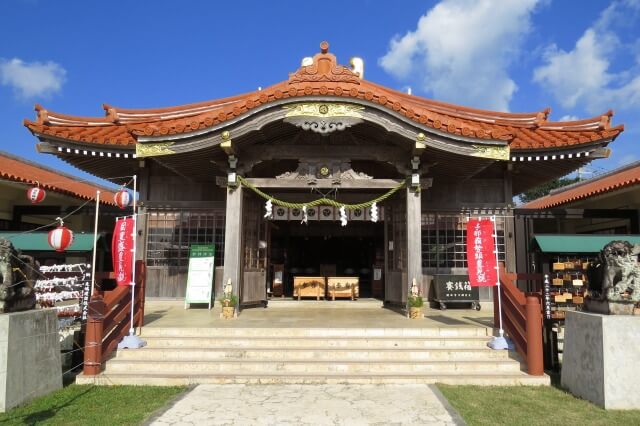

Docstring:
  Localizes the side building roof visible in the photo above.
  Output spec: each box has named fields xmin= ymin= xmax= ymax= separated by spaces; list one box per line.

xmin=521 ymin=161 xmax=640 ymax=209
xmin=0 ymin=150 xmax=118 ymax=204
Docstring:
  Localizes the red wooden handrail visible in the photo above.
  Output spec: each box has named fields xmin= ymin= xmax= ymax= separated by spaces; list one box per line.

xmin=83 ymin=260 xmax=146 ymax=376
xmin=494 ymin=264 xmax=544 ymax=376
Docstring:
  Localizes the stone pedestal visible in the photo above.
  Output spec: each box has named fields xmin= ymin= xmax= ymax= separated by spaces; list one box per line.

xmin=0 ymin=309 xmax=62 ymax=412
xmin=561 ymin=311 xmax=640 ymax=409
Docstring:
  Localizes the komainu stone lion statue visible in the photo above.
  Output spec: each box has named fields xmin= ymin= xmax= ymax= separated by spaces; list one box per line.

xmin=598 ymin=240 xmax=640 ymax=303
xmin=0 ymin=238 xmax=37 ymax=313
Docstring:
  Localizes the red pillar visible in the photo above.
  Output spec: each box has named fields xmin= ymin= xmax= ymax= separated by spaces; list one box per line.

xmin=525 ymin=295 xmax=544 ymax=376
xmin=83 ymin=295 xmax=106 ymax=376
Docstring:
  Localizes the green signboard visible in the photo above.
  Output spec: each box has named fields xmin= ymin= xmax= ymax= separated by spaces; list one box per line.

xmin=184 ymin=244 xmax=215 ymax=309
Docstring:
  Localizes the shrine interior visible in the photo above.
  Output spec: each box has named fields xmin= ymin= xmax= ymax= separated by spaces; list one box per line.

xmin=269 ymin=221 xmax=385 ymax=299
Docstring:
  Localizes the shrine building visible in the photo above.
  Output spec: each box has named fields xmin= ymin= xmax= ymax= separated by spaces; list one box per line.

xmin=24 ymin=42 xmax=623 ymax=311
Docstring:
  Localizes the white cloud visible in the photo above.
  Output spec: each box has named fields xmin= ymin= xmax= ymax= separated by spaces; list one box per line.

xmin=379 ymin=0 xmax=541 ymax=111
xmin=559 ymin=115 xmax=579 ymax=121
xmin=0 ymin=58 xmax=66 ymax=99
xmin=533 ymin=1 xmax=640 ymax=114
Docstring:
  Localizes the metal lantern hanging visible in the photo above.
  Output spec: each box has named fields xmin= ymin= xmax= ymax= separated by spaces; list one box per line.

xmin=27 ymin=183 xmax=46 ymax=204
xmin=114 ymin=188 xmax=131 ymax=209
xmin=47 ymin=218 xmax=74 ymax=252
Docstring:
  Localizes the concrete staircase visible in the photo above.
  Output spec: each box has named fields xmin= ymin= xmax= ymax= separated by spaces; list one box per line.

xmin=76 ymin=326 xmax=550 ymax=386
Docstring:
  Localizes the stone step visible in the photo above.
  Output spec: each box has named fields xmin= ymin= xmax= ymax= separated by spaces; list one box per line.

xmin=139 ymin=336 xmax=492 ymax=349
xmin=114 ymin=347 xmax=512 ymax=362
xmin=104 ymin=359 xmax=522 ymax=375
xmin=139 ymin=327 xmax=492 ymax=338
xmin=76 ymin=371 xmax=550 ymax=386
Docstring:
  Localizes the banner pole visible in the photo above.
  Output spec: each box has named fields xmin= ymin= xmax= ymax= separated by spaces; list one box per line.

xmin=491 ymin=216 xmax=504 ymax=337
xmin=118 ymin=175 xmax=146 ymax=349
xmin=90 ymin=190 xmax=100 ymax=298
xmin=129 ymin=174 xmax=137 ymax=335
xmin=487 ymin=215 xmax=511 ymax=350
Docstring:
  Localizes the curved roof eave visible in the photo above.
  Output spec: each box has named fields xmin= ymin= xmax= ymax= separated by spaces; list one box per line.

xmin=23 ymin=41 xmax=624 ymax=153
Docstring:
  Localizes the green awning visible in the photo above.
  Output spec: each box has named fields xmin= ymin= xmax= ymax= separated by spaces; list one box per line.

xmin=532 ymin=234 xmax=640 ymax=253
xmin=0 ymin=232 xmax=101 ymax=252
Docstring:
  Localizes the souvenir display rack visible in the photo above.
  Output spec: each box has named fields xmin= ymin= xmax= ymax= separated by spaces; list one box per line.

xmin=544 ymin=256 xmax=595 ymax=320
xmin=540 ymin=255 xmax=596 ymax=371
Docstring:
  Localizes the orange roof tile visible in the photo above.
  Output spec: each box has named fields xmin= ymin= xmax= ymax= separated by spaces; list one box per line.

xmin=0 ymin=151 xmax=118 ymax=204
xmin=24 ymin=42 xmax=624 ymax=151
xmin=521 ymin=162 xmax=640 ymax=209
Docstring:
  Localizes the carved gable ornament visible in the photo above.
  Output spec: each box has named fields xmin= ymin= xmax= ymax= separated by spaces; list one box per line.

xmin=283 ymin=102 xmax=364 ymax=135
xmin=135 ymin=141 xmax=175 ymax=158
xmin=471 ymin=144 xmax=510 ymax=161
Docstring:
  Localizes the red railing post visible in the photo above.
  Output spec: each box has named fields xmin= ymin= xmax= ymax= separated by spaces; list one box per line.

xmin=135 ymin=260 xmax=146 ymax=328
xmin=83 ymin=295 xmax=106 ymax=376
xmin=525 ymin=295 xmax=544 ymax=376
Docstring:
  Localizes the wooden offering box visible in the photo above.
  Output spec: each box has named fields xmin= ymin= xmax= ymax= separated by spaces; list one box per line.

xmin=293 ymin=276 xmax=325 ymax=300
xmin=327 ymin=277 xmax=359 ymax=300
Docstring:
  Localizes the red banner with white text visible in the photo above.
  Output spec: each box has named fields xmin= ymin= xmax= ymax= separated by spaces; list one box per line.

xmin=466 ymin=218 xmax=498 ymax=287
xmin=112 ymin=217 xmax=134 ymax=286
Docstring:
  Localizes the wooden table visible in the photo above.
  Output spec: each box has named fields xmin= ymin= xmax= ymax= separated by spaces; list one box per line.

xmin=327 ymin=276 xmax=359 ymax=300
xmin=293 ymin=276 xmax=326 ymax=300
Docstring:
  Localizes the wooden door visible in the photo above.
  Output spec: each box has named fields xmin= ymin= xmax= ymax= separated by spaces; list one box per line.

xmin=384 ymin=192 xmax=408 ymax=306
xmin=240 ymin=193 xmax=268 ymax=306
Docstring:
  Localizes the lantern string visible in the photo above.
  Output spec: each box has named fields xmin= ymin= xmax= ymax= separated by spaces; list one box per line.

xmin=1 ymin=198 xmax=93 ymax=239
xmin=21 ymin=174 xmax=136 ymax=187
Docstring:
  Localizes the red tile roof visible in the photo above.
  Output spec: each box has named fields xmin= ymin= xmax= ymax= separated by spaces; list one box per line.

xmin=24 ymin=42 xmax=624 ymax=151
xmin=521 ymin=162 xmax=640 ymax=209
xmin=0 ymin=151 xmax=118 ymax=204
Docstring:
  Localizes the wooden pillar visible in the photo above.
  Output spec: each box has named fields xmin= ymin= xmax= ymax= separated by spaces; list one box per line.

xmin=136 ymin=160 xmax=150 ymax=262
xmin=503 ymin=165 xmax=517 ymax=273
xmin=406 ymin=186 xmax=423 ymax=298
xmin=222 ymin=185 xmax=243 ymax=308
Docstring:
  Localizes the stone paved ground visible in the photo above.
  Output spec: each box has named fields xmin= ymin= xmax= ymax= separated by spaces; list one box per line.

xmin=146 ymin=384 xmax=466 ymax=426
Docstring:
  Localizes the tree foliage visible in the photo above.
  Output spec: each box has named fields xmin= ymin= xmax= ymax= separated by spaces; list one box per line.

xmin=518 ymin=176 xmax=581 ymax=204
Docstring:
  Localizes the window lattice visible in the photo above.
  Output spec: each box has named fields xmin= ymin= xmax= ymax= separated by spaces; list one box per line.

xmin=421 ymin=213 xmax=505 ymax=271
xmin=146 ymin=210 xmax=225 ymax=269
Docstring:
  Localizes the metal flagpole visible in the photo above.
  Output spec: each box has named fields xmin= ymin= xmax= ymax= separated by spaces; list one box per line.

xmin=118 ymin=175 xmax=146 ymax=349
xmin=488 ymin=215 xmax=510 ymax=350
xmin=90 ymin=190 xmax=100 ymax=298
xmin=129 ymin=174 xmax=137 ymax=335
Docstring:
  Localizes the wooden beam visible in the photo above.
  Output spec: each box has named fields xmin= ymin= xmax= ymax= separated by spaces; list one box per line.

xmin=238 ymin=145 xmax=408 ymax=162
xmin=244 ymin=178 xmax=403 ymax=189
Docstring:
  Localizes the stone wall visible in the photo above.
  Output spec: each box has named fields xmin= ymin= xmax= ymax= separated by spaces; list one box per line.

xmin=0 ymin=309 xmax=61 ymax=412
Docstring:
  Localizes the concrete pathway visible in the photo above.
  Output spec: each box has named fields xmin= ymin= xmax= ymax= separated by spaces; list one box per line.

xmin=147 ymin=384 xmax=466 ymax=426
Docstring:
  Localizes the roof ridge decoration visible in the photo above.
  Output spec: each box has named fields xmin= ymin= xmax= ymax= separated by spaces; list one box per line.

xmin=288 ymin=41 xmax=361 ymax=85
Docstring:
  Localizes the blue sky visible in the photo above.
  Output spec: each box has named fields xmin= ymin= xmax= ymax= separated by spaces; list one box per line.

xmin=1 ymin=0 xmax=639 ymax=188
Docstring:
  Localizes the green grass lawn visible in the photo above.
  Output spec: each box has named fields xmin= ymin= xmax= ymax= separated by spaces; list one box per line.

xmin=0 ymin=385 xmax=185 ymax=426
xmin=437 ymin=384 xmax=640 ymax=426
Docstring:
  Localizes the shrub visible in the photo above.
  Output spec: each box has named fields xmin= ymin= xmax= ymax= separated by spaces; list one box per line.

xmin=408 ymin=295 xmax=424 ymax=308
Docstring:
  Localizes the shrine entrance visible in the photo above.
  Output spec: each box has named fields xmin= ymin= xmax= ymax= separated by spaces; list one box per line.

xmin=269 ymin=219 xmax=385 ymax=299
xmin=233 ymin=180 xmax=420 ymax=314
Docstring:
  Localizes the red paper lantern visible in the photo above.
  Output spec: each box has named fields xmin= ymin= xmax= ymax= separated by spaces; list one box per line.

xmin=114 ymin=189 xmax=131 ymax=209
xmin=48 ymin=225 xmax=74 ymax=252
xmin=27 ymin=186 xmax=46 ymax=204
